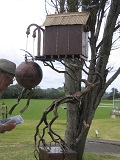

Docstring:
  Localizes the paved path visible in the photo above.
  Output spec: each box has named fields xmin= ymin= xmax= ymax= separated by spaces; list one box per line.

xmin=85 ymin=138 xmax=120 ymax=156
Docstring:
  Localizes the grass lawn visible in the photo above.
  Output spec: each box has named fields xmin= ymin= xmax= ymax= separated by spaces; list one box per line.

xmin=88 ymin=119 xmax=120 ymax=140
xmin=0 ymin=99 xmax=120 ymax=160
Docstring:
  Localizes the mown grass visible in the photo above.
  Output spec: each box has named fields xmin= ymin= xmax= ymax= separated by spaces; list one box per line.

xmin=0 ymin=99 xmax=120 ymax=160
xmin=0 ymin=99 xmax=67 ymax=120
xmin=88 ymin=119 xmax=120 ymax=140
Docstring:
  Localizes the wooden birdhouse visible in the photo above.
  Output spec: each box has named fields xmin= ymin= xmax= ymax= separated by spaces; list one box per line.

xmin=35 ymin=12 xmax=90 ymax=61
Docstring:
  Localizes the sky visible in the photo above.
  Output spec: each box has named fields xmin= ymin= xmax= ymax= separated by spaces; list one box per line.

xmin=0 ymin=0 xmax=120 ymax=92
xmin=0 ymin=0 xmax=65 ymax=89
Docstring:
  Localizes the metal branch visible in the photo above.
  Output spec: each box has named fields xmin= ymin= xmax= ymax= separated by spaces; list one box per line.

xmin=34 ymin=79 xmax=99 ymax=153
xmin=43 ymin=61 xmax=78 ymax=80
xmin=20 ymin=49 xmax=34 ymax=61
xmin=9 ymin=88 xmax=34 ymax=114
xmin=63 ymin=59 xmax=104 ymax=83
xmin=9 ymin=88 xmax=26 ymax=115
xmin=43 ymin=61 xmax=67 ymax=74
xmin=76 ymin=120 xmax=89 ymax=142
xmin=20 ymin=89 xmax=34 ymax=113
xmin=43 ymin=59 xmax=103 ymax=85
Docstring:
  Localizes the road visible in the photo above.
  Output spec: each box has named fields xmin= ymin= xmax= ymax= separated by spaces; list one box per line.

xmin=85 ymin=138 xmax=120 ymax=156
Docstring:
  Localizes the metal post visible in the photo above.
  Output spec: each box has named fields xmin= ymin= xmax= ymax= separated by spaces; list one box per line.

xmin=113 ymin=88 xmax=115 ymax=108
xmin=6 ymin=106 xmax=8 ymax=118
xmin=37 ymin=28 xmax=41 ymax=56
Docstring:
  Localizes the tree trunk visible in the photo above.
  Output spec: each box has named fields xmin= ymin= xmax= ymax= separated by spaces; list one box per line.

xmin=64 ymin=60 xmax=83 ymax=157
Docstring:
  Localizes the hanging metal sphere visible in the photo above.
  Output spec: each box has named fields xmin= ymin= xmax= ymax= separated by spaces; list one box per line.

xmin=15 ymin=61 xmax=43 ymax=89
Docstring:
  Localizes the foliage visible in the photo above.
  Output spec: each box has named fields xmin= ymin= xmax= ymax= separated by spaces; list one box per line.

xmin=1 ymin=84 xmax=65 ymax=99
xmin=2 ymin=83 xmax=120 ymax=100
xmin=1 ymin=84 xmax=22 ymax=99
xmin=102 ymin=88 xmax=120 ymax=100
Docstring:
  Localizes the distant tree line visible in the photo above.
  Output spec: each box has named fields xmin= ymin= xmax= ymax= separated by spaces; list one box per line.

xmin=0 ymin=84 xmax=65 ymax=99
xmin=102 ymin=88 xmax=120 ymax=100
xmin=0 ymin=84 xmax=119 ymax=100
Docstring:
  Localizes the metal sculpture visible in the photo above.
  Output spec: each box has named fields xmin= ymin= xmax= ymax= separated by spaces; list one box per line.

xmin=9 ymin=52 xmax=43 ymax=114
xmin=9 ymin=23 xmax=44 ymax=115
xmin=33 ymin=79 xmax=96 ymax=160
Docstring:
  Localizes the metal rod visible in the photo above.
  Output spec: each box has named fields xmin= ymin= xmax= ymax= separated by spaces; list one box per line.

xmin=37 ymin=28 xmax=41 ymax=56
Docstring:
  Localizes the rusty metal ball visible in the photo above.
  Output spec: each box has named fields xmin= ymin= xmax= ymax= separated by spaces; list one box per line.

xmin=15 ymin=61 xmax=43 ymax=89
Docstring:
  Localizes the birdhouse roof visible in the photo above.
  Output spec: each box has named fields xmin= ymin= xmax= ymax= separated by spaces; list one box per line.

xmin=43 ymin=12 xmax=90 ymax=26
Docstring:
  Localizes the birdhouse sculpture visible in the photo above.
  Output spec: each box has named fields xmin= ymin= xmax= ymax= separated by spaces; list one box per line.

xmin=36 ymin=12 xmax=90 ymax=61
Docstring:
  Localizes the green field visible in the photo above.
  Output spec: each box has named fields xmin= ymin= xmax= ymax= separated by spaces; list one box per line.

xmin=0 ymin=99 xmax=114 ymax=120
xmin=0 ymin=99 xmax=120 ymax=160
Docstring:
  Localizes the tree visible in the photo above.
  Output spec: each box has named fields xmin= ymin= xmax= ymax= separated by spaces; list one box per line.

xmin=1 ymin=84 xmax=22 ymax=98
xmin=35 ymin=1 xmax=120 ymax=160
xmin=108 ymin=88 xmax=120 ymax=100
xmin=32 ymin=87 xmax=46 ymax=99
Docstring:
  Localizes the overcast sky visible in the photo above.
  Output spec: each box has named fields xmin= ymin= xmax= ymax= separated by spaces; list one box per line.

xmin=0 ymin=0 xmax=65 ymax=89
xmin=0 ymin=0 xmax=120 ymax=92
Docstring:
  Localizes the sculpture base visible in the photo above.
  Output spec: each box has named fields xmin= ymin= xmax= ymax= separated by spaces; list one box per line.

xmin=39 ymin=147 xmax=77 ymax=160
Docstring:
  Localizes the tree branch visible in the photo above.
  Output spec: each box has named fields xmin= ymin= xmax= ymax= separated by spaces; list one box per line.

xmin=105 ymin=67 xmax=120 ymax=90
xmin=95 ymin=0 xmax=106 ymax=40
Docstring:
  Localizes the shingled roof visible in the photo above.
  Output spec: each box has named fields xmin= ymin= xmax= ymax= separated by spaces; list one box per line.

xmin=43 ymin=12 xmax=90 ymax=26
